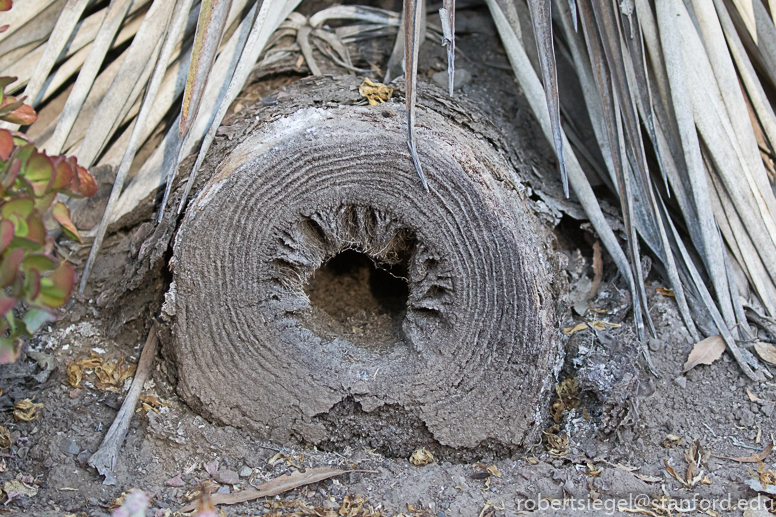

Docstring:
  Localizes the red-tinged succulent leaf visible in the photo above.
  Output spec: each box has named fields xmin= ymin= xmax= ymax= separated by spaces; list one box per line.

xmin=0 ymin=294 xmax=15 ymax=316
xmin=0 ymin=96 xmax=23 ymax=116
xmin=0 ymin=102 xmax=36 ymax=126
xmin=0 ymin=129 xmax=13 ymax=160
xmin=1 ymin=197 xmax=33 ymax=218
xmin=36 ymin=262 xmax=74 ymax=308
xmin=23 ymin=151 xmax=53 ymax=196
xmin=0 ymin=25 xmax=9 ymax=33
xmin=49 ymin=156 xmax=73 ymax=191
xmin=64 ymin=161 xmax=97 ymax=198
xmin=0 ymin=0 xmax=12 ymax=12
xmin=23 ymin=268 xmax=40 ymax=303
xmin=21 ymin=254 xmax=57 ymax=274
xmin=3 ymin=159 xmax=20 ymax=190
xmin=0 ymin=219 xmax=13 ymax=253
xmin=24 ymin=213 xmax=46 ymax=245
xmin=0 ymin=247 xmax=23 ymax=287
xmin=0 ymin=337 xmax=21 ymax=365
xmin=51 ymin=202 xmax=81 ymax=243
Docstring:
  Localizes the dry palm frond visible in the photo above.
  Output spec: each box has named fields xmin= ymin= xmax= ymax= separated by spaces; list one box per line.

xmin=1 ymin=0 xmax=776 ymax=381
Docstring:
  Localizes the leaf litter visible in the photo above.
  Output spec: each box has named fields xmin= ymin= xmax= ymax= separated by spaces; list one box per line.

xmin=682 ymin=335 xmax=726 ymax=373
xmin=408 ymin=448 xmax=433 ymax=466
xmin=358 ymin=78 xmax=394 ymax=106
xmin=664 ymin=439 xmax=711 ymax=488
xmin=65 ymin=352 xmax=137 ymax=392
xmin=13 ymin=398 xmax=43 ymax=422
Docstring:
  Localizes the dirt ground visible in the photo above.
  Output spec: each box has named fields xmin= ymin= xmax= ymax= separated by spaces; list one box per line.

xmin=0 ymin=2 xmax=775 ymax=517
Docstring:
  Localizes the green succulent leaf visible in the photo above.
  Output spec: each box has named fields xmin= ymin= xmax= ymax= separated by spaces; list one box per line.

xmin=35 ymin=262 xmax=74 ymax=308
xmin=23 ymin=151 xmax=53 ymax=197
xmin=22 ymin=308 xmax=55 ymax=334
xmin=21 ymin=254 xmax=57 ymax=274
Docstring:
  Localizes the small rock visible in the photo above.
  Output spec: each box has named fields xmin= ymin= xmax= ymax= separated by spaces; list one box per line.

xmin=59 ymin=438 xmax=79 ymax=455
xmin=648 ymin=337 xmax=662 ymax=352
xmin=215 ymin=485 xmax=230 ymax=495
xmin=431 ymin=69 xmax=472 ymax=90
xmin=88 ymin=498 xmax=99 ymax=506
xmin=762 ymin=401 xmax=775 ymax=417
xmin=738 ymin=409 xmax=756 ymax=427
xmin=76 ymin=450 xmax=91 ymax=466
xmin=213 ymin=469 xmax=239 ymax=485
xmin=164 ymin=474 xmax=185 ymax=487
xmin=238 ymin=466 xmax=252 ymax=478
xmin=674 ymin=376 xmax=686 ymax=389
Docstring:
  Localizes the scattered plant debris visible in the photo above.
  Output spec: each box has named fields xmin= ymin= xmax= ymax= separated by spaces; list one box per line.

xmin=358 ymin=78 xmax=394 ymax=106
xmin=409 ymin=448 xmax=434 ymax=466
xmin=66 ymin=352 xmax=137 ymax=391
xmin=550 ymin=377 xmax=580 ymax=423
xmin=13 ymin=398 xmax=43 ymax=421
xmin=543 ymin=426 xmax=569 ymax=456
xmin=665 ymin=439 xmax=711 ymax=488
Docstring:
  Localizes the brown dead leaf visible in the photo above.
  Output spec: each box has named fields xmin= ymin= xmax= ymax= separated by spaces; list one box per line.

xmin=67 ymin=352 xmax=136 ymax=391
xmin=563 ymin=322 xmax=588 ymax=335
xmin=486 ymin=465 xmax=501 ymax=478
xmin=550 ymin=377 xmax=580 ymax=423
xmin=138 ymin=394 xmax=168 ymax=415
xmin=714 ymin=443 xmax=773 ymax=463
xmin=340 ymin=494 xmax=371 ymax=517
xmin=268 ymin=451 xmax=304 ymax=469
xmin=754 ymin=341 xmax=776 ymax=365
xmin=588 ymin=242 xmax=603 ymax=300
xmin=662 ymin=434 xmax=683 ymax=448
xmin=358 ymin=78 xmax=394 ymax=106
xmin=634 ymin=473 xmax=662 ymax=483
xmin=582 ymin=461 xmax=602 ymax=477
xmin=589 ymin=320 xmax=622 ymax=331
xmin=4 ymin=479 xmax=38 ymax=502
xmin=682 ymin=335 xmax=726 ymax=372
xmin=13 ymin=399 xmax=44 ymax=422
xmin=748 ymin=456 xmax=776 ymax=491
xmin=409 ymin=448 xmax=434 ymax=466
xmin=178 ymin=468 xmax=378 ymax=512
xmin=656 ymin=287 xmax=675 ymax=297
xmin=0 ymin=426 xmax=10 ymax=449
xmin=544 ymin=426 xmax=569 ymax=456
xmin=747 ymin=389 xmax=764 ymax=403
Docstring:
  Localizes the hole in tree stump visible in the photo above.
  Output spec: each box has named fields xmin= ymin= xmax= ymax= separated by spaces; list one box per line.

xmin=170 ymin=91 xmax=563 ymax=455
xmin=304 ymin=249 xmax=411 ymax=352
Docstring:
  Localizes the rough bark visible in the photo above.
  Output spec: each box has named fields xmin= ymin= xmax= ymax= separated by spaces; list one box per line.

xmin=164 ymin=75 xmax=565 ymax=454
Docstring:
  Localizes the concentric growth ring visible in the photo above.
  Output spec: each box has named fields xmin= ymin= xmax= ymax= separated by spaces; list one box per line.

xmin=170 ymin=101 xmax=561 ymax=452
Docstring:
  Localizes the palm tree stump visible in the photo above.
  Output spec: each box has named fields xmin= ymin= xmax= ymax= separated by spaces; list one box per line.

xmin=166 ymin=77 xmax=564 ymax=455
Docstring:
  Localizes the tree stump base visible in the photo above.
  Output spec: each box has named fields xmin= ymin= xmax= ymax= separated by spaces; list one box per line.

xmin=167 ymin=78 xmax=564 ymax=455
